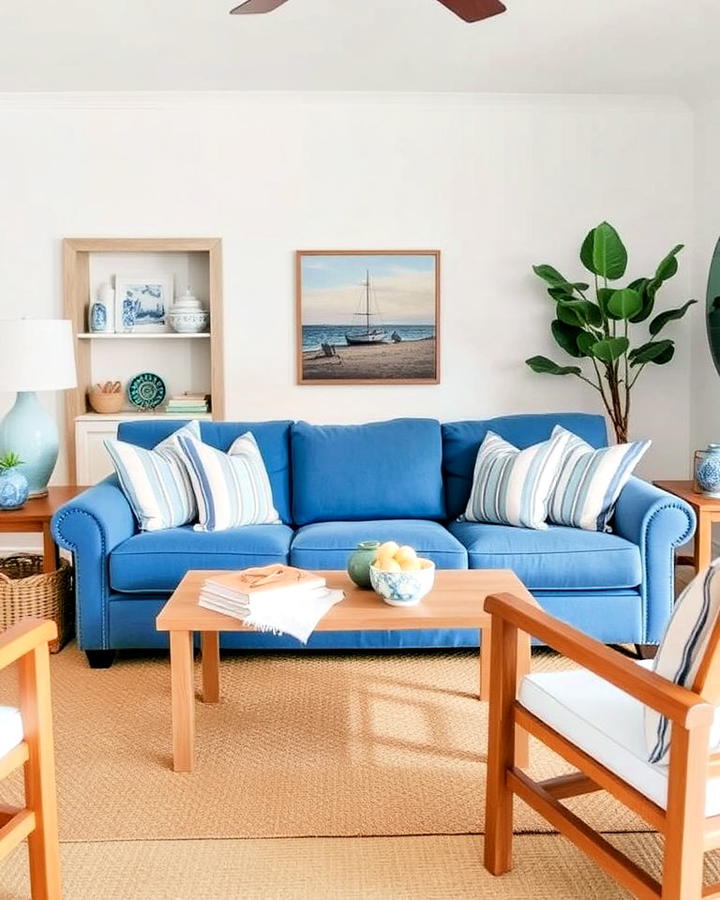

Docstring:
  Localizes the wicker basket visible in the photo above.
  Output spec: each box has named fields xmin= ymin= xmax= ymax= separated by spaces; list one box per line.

xmin=0 ymin=555 xmax=73 ymax=653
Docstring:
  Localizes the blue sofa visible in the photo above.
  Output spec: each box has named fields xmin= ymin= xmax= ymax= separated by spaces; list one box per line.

xmin=51 ymin=413 xmax=695 ymax=667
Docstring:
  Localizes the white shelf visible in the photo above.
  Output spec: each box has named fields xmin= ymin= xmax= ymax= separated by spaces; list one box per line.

xmin=77 ymin=332 xmax=211 ymax=340
xmin=76 ymin=411 xmax=213 ymax=421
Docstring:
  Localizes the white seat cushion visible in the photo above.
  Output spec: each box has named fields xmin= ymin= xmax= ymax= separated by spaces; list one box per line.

xmin=520 ymin=664 xmax=720 ymax=817
xmin=0 ymin=705 xmax=24 ymax=757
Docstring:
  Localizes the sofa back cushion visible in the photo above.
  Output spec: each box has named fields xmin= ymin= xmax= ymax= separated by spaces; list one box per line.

xmin=116 ymin=420 xmax=293 ymax=524
xmin=291 ymin=418 xmax=445 ymax=526
xmin=442 ymin=413 xmax=608 ymax=521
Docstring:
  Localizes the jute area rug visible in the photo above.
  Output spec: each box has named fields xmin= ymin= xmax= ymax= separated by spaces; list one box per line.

xmin=0 ymin=645 xmax=650 ymax=842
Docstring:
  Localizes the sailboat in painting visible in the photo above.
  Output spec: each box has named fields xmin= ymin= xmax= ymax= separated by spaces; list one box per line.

xmin=345 ymin=270 xmax=388 ymax=345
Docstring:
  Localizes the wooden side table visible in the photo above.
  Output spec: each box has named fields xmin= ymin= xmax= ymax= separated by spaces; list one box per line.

xmin=653 ymin=480 xmax=720 ymax=572
xmin=0 ymin=486 xmax=84 ymax=572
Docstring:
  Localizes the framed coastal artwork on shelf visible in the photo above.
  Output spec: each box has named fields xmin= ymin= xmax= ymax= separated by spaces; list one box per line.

xmin=114 ymin=276 xmax=173 ymax=333
xmin=296 ymin=250 xmax=440 ymax=385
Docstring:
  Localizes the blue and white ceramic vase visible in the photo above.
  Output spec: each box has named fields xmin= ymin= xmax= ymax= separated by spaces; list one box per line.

xmin=0 ymin=466 xmax=29 ymax=510
xmin=89 ymin=301 xmax=107 ymax=332
xmin=696 ymin=444 xmax=720 ymax=497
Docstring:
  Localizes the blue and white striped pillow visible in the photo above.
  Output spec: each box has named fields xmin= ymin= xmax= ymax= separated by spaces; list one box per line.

xmin=462 ymin=429 xmax=570 ymax=530
xmin=104 ymin=420 xmax=200 ymax=532
xmin=177 ymin=431 xmax=280 ymax=532
xmin=547 ymin=426 xmax=650 ymax=532
xmin=645 ymin=561 xmax=720 ymax=765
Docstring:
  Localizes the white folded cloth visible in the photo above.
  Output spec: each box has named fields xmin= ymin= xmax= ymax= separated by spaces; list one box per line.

xmin=199 ymin=586 xmax=344 ymax=644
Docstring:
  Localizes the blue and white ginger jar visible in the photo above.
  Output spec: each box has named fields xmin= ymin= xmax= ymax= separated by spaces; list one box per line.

xmin=696 ymin=444 xmax=720 ymax=497
xmin=0 ymin=467 xmax=29 ymax=510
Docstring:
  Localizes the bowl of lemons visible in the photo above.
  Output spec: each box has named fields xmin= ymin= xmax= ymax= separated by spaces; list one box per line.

xmin=369 ymin=541 xmax=435 ymax=607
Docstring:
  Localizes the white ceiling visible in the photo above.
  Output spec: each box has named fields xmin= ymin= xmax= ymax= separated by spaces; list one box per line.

xmin=0 ymin=0 xmax=718 ymax=94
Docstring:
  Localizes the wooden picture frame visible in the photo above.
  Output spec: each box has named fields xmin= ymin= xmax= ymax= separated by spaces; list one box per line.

xmin=296 ymin=250 xmax=440 ymax=385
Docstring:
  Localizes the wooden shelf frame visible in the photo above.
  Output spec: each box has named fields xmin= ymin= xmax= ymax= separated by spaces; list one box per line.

xmin=63 ymin=237 xmax=224 ymax=481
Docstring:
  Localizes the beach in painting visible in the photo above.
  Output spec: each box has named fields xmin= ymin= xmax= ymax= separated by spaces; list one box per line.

xmin=298 ymin=253 xmax=438 ymax=382
xmin=303 ymin=335 xmax=436 ymax=381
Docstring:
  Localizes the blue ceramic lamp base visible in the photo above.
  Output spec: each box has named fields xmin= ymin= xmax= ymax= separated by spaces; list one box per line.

xmin=0 ymin=391 xmax=59 ymax=497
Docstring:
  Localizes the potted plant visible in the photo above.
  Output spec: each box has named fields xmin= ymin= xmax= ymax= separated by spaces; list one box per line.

xmin=0 ymin=452 xmax=29 ymax=510
xmin=526 ymin=221 xmax=695 ymax=443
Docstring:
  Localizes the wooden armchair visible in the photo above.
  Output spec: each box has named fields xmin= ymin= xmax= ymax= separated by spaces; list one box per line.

xmin=483 ymin=591 xmax=720 ymax=900
xmin=0 ymin=619 xmax=61 ymax=899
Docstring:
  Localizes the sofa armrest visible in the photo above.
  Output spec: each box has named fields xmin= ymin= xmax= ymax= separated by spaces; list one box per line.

xmin=51 ymin=477 xmax=136 ymax=650
xmin=613 ymin=477 xmax=696 ymax=644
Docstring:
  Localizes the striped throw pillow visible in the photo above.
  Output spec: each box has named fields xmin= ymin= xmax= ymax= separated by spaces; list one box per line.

xmin=177 ymin=432 xmax=281 ymax=532
xmin=104 ymin=420 xmax=200 ymax=532
xmin=462 ymin=429 xmax=570 ymax=530
xmin=548 ymin=426 xmax=650 ymax=532
xmin=645 ymin=561 xmax=720 ymax=765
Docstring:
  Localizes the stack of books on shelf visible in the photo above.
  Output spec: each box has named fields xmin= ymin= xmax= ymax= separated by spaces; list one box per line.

xmin=164 ymin=393 xmax=211 ymax=415
xmin=199 ymin=565 xmax=344 ymax=644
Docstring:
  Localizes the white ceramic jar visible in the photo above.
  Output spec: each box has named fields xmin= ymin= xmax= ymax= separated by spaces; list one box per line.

xmin=168 ymin=287 xmax=209 ymax=334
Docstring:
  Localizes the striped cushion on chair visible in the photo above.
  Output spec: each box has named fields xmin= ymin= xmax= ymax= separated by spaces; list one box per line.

xmin=177 ymin=431 xmax=281 ymax=532
xmin=645 ymin=560 xmax=720 ymax=764
xmin=547 ymin=426 xmax=650 ymax=532
xmin=461 ymin=429 xmax=570 ymax=530
xmin=104 ymin=420 xmax=200 ymax=532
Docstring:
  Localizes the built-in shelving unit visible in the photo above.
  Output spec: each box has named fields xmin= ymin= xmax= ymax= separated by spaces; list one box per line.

xmin=63 ymin=237 xmax=224 ymax=482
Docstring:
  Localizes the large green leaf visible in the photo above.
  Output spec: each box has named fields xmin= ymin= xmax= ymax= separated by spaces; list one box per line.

xmin=596 ymin=287 xmax=615 ymax=319
xmin=551 ymin=319 xmax=585 ymax=358
xmin=654 ymin=244 xmax=684 ymax=282
xmin=580 ymin=228 xmax=595 ymax=274
xmin=533 ymin=264 xmax=570 ymax=287
xmin=590 ymin=336 xmax=630 ymax=364
xmin=556 ymin=299 xmax=602 ymax=329
xmin=548 ymin=286 xmax=575 ymax=303
xmin=525 ymin=356 xmax=581 ymax=376
xmin=628 ymin=339 xmax=674 ymax=366
xmin=607 ymin=288 xmax=642 ymax=320
xmin=627 ymin=277 xmax=655 ymax=323
xmin=576 ymin=332 xmax=596 ymax=357
xmin=591 ymin=222 xmax=628 ymax=280
xmin=648 ymin=299 xmax=696 ymax=336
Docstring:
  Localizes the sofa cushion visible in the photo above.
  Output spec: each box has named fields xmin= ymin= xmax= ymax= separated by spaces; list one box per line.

xmin=0 ymin=706 xmax=23 ymax=758
xmin=291 ymin=419 xmax=445 ymax=526
xmin=290 ymin=520 xmax=467 ymax=570
xmin=117 ymin=420 xmax=293 ymax=524
xmin=442 ymin=413 xmax=608 ymax=521
xmin=109 ymin=524 xmax=294 ymax=593
xmin=448 ymin=520 xmax=641 ymax=591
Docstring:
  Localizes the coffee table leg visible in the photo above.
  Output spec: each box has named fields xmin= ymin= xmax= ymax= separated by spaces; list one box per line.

xmin=201 ymin=631 xmax=220 ymax=703
xmin=170 ymin=630 xmax=195 ymax=773
xmin=479 ymin=625 xmax=491 ymax=701
xmin=514 ymin=628 xmax=531 ymax=768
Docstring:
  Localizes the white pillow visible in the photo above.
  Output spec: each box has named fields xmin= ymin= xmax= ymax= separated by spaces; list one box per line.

xmin=645 ymin=560 xmax=720 ymax=765
xmin=177 ymin=431 xmax=281 ymax=532
xmin=462 ymin=429 xmax=570 ymax=530
xmin=104 ymin=420 xmax=200 ymax=532
xmin=548 ymin=426 xmax=650 ymax=532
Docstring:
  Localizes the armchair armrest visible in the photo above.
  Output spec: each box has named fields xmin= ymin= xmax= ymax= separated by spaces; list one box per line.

xmin=485 ymin=592 xmax=713 ymax=729
xmin=613 ymin=477 xmax=696 ymax=644
xmin=0 ymin=619 xmax=57 ymax=671
xmin=51 ymin=476 xmax=136 ymax=650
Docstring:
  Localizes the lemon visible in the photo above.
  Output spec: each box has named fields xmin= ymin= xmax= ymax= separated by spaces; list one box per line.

xmin=377 ymin=540 xmax=399 ymax=559
xmin=395 ymin=545 xmax=418 ymax=566
xmin=399 ymin=557 xmax=421 ymax=572
xmin=379 ymin=558 xmax=402 ymax=573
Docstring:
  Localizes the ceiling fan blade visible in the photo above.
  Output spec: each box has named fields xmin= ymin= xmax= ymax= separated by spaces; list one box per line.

xmin=230 ymin=0 xmax=292 ymax=13
xmin=435 ymin=0 xmax=506 ymax=22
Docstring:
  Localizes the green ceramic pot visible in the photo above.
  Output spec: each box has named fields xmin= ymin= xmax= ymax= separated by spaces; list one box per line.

xmin=347 ymin=540 xmax=381 ymax=589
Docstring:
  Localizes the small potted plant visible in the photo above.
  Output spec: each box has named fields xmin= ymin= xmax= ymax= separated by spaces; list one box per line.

xmin=0 ymin=452 xmax=29 ymax=510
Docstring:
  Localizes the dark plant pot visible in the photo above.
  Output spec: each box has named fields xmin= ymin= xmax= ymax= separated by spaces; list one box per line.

xmin=347 ymin=540 xmax=381 ymax=589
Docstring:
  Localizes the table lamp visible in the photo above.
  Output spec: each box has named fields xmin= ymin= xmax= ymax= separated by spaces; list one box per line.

xmin=0 ymin=319 xmax=77 ymax=497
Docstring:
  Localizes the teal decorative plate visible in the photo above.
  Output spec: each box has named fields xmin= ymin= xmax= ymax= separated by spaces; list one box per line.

xmin=127 ymin=372 xmax=166 ymax=410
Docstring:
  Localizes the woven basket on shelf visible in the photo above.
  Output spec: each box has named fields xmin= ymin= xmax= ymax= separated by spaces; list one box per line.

xmin=0 ymin=555 xmax=73 ymax=653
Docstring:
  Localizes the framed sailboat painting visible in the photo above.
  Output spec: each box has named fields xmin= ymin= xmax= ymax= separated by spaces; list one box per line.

xmin=296 ymin=250 xmax=440 ymax=385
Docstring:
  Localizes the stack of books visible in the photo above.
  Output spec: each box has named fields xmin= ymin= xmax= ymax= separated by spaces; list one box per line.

xmin=164 ymin=393 xmax=211 ymax=415
xmin=199 ymin=565 xmax=344 ymax=644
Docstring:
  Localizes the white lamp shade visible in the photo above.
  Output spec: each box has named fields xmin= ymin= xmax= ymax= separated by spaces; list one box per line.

xmin=0 ymin=319 xmax=77 ymax=392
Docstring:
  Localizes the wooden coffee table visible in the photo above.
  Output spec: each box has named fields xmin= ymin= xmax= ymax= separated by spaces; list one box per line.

xmin=156 ymin=569 xmax=535 ymax=773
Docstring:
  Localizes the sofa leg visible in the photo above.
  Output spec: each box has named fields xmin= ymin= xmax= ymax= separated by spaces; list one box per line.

xmin=85 ymin=650 xmax=116 ymax=669
xmin=634 ymin=643 xmax=658 ymax=660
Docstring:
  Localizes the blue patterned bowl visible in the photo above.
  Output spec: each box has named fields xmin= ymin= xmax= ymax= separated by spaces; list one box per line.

xmin=369 ymin=561 xmax=435 ymax=607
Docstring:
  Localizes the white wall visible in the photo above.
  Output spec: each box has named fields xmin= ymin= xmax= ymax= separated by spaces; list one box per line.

xmin=0 ymin=92 xmax=695 ymax=490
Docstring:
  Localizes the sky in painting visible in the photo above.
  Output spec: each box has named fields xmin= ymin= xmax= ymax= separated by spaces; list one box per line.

xmin=300 ymin=254 xmax=437 ymax=325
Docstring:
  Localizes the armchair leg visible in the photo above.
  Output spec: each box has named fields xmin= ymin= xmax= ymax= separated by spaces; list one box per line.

xmin=634 ymin=644 xmax=658 ymax=661
xmin=85 ymin=650 xmax=116 ymax=669
xmin=484 ymin=616 xmax=518 ymax=876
